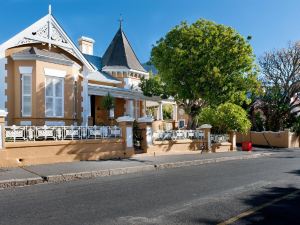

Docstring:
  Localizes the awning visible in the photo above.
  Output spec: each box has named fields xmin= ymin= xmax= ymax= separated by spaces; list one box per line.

xmin=88 ymin=83 xmax=161 ymax=101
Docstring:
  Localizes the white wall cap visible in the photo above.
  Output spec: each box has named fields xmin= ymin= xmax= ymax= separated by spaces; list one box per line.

xmin=116 ymin=116 xmax=135 ymax=123
xmin=199 ymin=124 xmax=212 ymax=129
xmin=137 ymin=116 xmax=154 ymax=123
xmin=78 ymin=36 xmax=95 ymax=43
xmin=0 ymin=110 xmax=8 ymax=117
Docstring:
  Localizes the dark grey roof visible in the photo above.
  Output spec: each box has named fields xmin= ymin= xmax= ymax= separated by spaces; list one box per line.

xmin=83 ymin=54 xmax=102 ymax=70
xmin=12 ymin=47 xmax=73 ymax=64
xmin=83 ymin=54 xmax=121 ymax=83
xmin=102 ymin=28 xmax=147 ymax=73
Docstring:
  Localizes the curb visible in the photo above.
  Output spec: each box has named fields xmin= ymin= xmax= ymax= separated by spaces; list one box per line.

xmin=0 ymin=153 xmax=272 ymax=189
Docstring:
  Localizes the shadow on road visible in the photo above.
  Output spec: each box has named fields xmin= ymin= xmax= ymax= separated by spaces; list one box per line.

xmin=234 ymin=186 xmax=300 ymax=225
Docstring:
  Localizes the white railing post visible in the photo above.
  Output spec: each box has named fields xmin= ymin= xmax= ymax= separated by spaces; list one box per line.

xmin=13 ymin=125 xmax=16 ymax=142
xmin=71 ymin=125 xmax=74 ymax=140
xmin=0 ymin=110 xmax=7 ymax=149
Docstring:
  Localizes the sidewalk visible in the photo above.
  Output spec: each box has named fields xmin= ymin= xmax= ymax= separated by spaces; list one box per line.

xmin=0 ymin=150 xmax=272 ymax=189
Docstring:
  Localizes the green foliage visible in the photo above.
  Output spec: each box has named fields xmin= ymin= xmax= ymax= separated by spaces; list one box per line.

xmin=141 ymin=19 xmax=260 ymax=128
xmin=150 ymin=19 xmax=260 ymax=107
xmin=139 ymin=76 xmax=169 ymax=99
xmin=197 ymin=103 xmax=251 ymax=134
xmin=259 ymin=85 xmax=292 ymax=131
xmin=101 ymin=93 xmax=115 ymax=111
xmin=252 ymin=111 xmax=265 ymax=132
xmin=257 ymin=42 xmax=300 ymax=131
xmin=292 ymin=116 xmax=300 ymax=135
xmin=163 ymin=104 xmax=173 ymax=120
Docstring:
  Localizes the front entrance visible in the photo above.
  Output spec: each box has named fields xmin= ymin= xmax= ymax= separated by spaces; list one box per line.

xmin=133 ymin=121 xmax=144 ymax=153
xmin=90 ymin=95 xmax=126 ymax=126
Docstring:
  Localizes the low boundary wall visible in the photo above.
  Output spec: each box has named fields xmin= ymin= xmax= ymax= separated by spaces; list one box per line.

xmin=237 ymin=130 xmax=299 ymax=148
xmin=0 ymin=139 xmax=131 ymax=168
xmin=147 ymin=139 xmax=207 ymax=153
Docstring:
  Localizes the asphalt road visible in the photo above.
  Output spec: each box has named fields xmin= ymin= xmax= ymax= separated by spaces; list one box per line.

xmin=1 ymin=150 xmax=300 ymax=225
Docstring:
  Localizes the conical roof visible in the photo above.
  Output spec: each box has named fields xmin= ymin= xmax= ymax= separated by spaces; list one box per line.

xmin=102 ymin=27 xmax=147 ymax=73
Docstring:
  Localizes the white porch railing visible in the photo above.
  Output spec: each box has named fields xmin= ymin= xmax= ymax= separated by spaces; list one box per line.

xmin=4 ymin=125 xmax=122 ymax=142
xmin=153 ymin=130 xmax=205 ymax=141
xmin=210 ymin=134 xmax=229 ymax=143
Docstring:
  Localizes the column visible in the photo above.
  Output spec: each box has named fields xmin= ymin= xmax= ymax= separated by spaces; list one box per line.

xmin=142 ymin=100 xmax=146 ymax=117
xmin=0 ymin=110 xmax=7 ymax=150
xmin=157 ymin=102 xmax=163 ymax=120
xmin=117 ymin=116 xmax=135 ymax=157
xmin=126 ymin=99 xmax=134 ymax=118
xmin=82 ymin=68 xmax=89 ymax=126
xmin=229 ymin=131 xmax=237 ymax=151
xmin=173 ymin=104 xmax=178 ymax=121
xmin=199 ymin=124 xmax=212 ymax=151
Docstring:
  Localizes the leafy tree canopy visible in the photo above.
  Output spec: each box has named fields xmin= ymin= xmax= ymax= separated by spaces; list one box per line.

xmin=141 ymin=19 xmax=260 ymax=128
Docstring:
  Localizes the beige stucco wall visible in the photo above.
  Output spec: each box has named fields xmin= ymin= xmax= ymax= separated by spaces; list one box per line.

xmin=147 ymin=139 xmax=205 ymax=153
xmin=237 ymin=130 xmax=300 ymax=148
xmin=0 ymin=139 xmax=129 ymax=168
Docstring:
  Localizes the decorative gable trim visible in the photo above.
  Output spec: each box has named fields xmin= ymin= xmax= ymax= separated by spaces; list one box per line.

xmin=0 ymin=13 xmax=94 ymax=72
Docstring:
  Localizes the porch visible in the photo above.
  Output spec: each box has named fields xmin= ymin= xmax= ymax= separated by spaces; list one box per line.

xmin=88 ymin=83 xmax=161 ymax=126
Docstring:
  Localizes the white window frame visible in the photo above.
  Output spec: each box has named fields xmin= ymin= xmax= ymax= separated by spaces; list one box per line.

xmin=45 ymin=76 xmax=64 ymax=118
xmin=21 ymin=73 xmax=32 ymax=117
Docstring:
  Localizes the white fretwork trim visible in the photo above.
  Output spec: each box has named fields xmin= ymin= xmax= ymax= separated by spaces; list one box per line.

xmin=103 ymin=68 xmax=149 ymax=76
xmin=0 ymin=13 xmax=94 ymax=71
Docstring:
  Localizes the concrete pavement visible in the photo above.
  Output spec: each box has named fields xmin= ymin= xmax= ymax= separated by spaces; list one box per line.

xmin=0 ymin=149 xmax=274 ymax=189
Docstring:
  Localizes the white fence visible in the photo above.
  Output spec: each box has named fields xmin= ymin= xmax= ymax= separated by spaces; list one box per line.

xmin=210 ymin=134 xmax=229 ymax=143
xmin=153 ymin=130 xmax=205 ymax=141
xmin=4 ymin=125 xmax=122 ymax=142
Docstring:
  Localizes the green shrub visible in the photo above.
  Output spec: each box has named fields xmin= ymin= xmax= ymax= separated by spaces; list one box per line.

xmin=197 ymin=103 xmax=251 ymax=134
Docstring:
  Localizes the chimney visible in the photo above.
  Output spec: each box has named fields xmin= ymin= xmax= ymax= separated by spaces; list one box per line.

xmin=78 ymin=36 xmax=95 ymax=55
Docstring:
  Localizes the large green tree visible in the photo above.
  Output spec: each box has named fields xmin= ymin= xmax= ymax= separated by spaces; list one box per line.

xmin=141 ymin=19 xmax=260 ymax=128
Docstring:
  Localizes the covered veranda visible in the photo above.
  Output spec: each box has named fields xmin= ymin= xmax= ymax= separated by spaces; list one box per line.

xmin=88 ymin=84 xmax=162 ymax=125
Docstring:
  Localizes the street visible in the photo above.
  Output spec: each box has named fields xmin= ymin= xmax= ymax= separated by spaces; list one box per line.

xmin=0 ymin=150 xmax=300 ymax=225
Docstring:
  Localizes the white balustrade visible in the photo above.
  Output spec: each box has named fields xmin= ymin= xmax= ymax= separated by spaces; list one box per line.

xmin=4 ymin=125 xmax=122 ymax=142
xmin=153 ymin=130 xmax=205 ymax=141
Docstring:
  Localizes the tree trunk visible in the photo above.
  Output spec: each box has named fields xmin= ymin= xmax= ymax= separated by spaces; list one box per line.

xmin=187 ymin=110 xmax=198 ymax=129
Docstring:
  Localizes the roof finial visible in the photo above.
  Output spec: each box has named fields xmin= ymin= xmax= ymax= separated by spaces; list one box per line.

xmin=118 ymin=14 xmax=123 ymax=29
xmin=48 ymin=4 xmax=52 ymax=15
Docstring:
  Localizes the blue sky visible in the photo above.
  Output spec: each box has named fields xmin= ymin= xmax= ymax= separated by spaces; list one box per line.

xmin=0 ymin=0 xmax=300 ymax=63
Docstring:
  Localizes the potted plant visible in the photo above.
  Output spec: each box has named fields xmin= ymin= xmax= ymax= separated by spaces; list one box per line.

xmin=101 ymin=93 xmax=115 ymax=125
